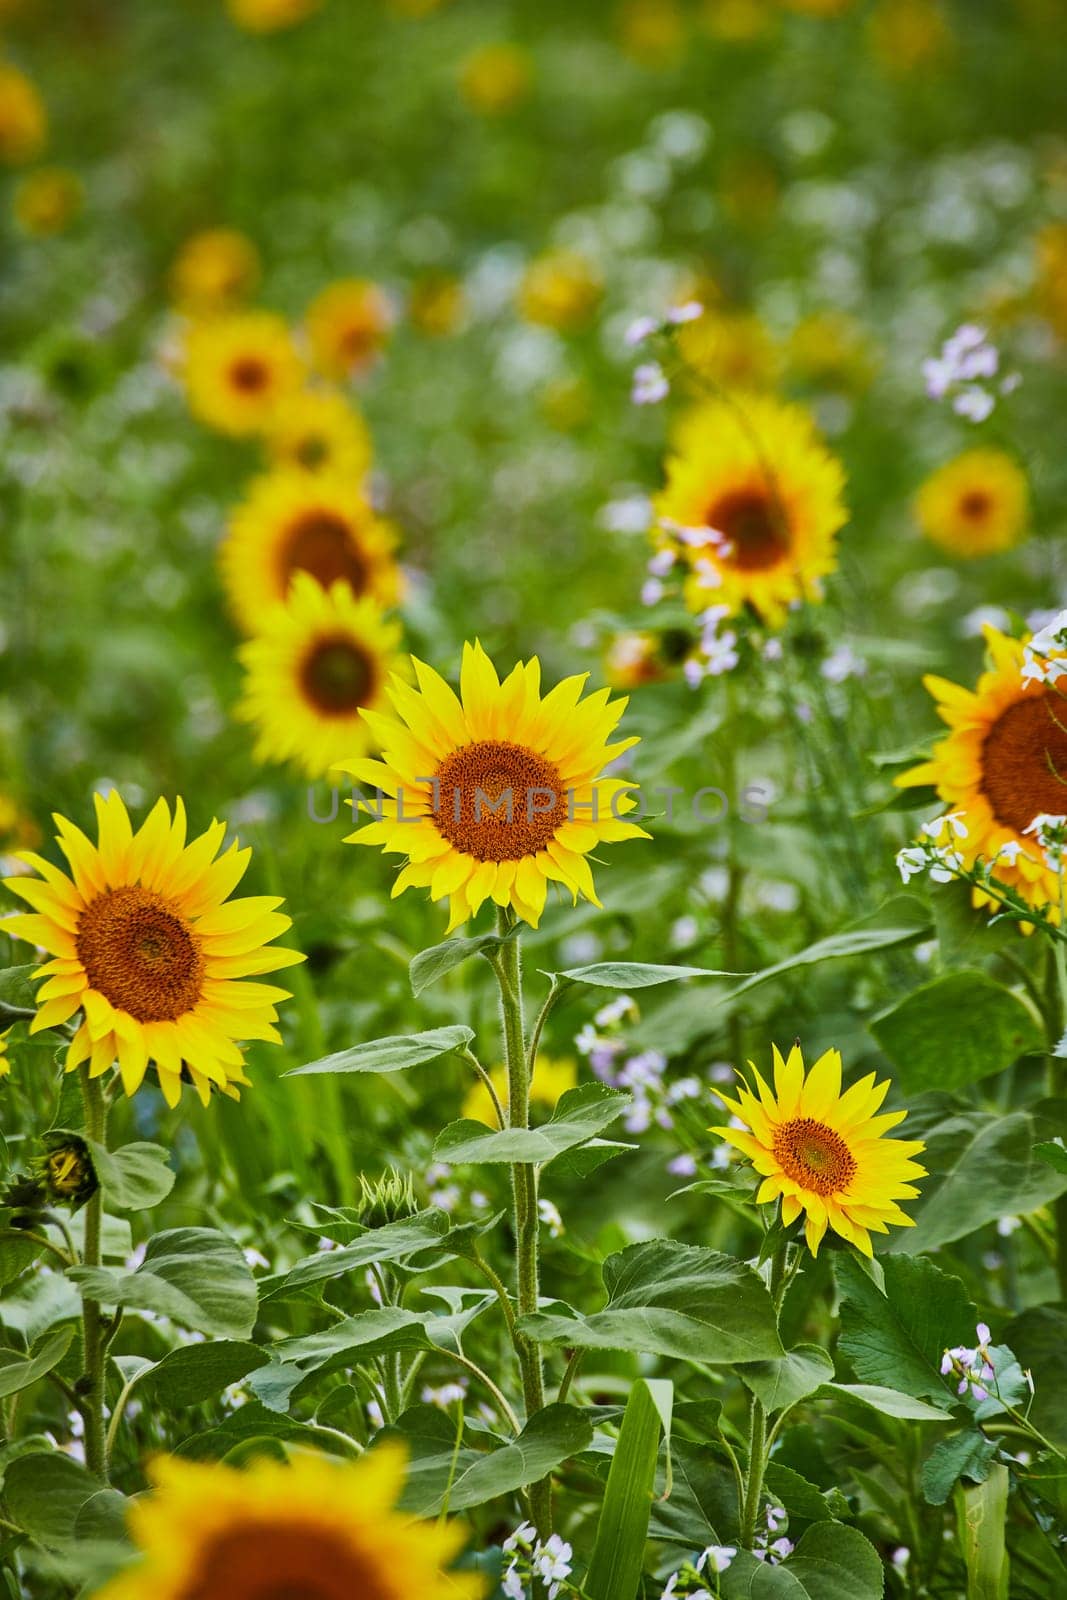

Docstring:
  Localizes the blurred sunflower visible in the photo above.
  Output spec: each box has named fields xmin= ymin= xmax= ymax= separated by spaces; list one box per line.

xmin=462 ymin=1054 xmax=578 ymax=1124
xmin=13 ymin=166 xmax=82 ymax=236
xmin=221 ymin=470 xmax=400 ymax=633
xmin=2 ymin=792 xmax=303 ymax=1106
xmin=915 ymin=449 xmax=1029 ymax=558
xmin=868 ymin=0 xmax=952 ymax=73
xmin=0 ymin=63 xmax=46 ymax=165
xmin=655 ymin=393 xmax=847 ymax=627
xmin=617 ymin=0 xmax=687 ymax=66
xmin=236 ymin=574 xmax=405 ymax=778
xmin=604 ymin=630 xmax=673 ymax=688
xmin=339 ymin=641 xmax=648 ymax=931
xmin=408 ymin=272 xmax=467 ymax=337
xmin=897 ymin=625 xmax=1067 ymax=917
xmin=306 ymin=278 xmax=393 ymax=381
xmin=91 ymin=1448 xmax=483 ymax=1600
xmin=786 ymin=310 xmax=877 ymax=392
xmin=170 ymin=228 xmax=261 ymax=313
xmin=0 ymin=1029 xmax=10 ymax=1078
xmin=517 ymin=250 xmax=602 ymax=332
xmin=182 ymin=312 xmax=303 ymax=436
xmin=0 ymin=792 xmax=39 ymax=860
xmin=700 ymin=0 xmax=774 ymax=42
xmin=676 ymin=308 xmax=780 ymax=392
xmin=1036 ymin=223 xmax=1067 ymax=340
xmin=226 ymin=0 xmax=322 ymax=30
xmin=781 ymin=0 xmax=853 ymax=14
xmin=458 ymin=43 xmax=533 ymax=115
xmin=265 ymin=388 xmax=372 ymax=479
xmin=712 ymin=1043 xmax=926 ymax=1257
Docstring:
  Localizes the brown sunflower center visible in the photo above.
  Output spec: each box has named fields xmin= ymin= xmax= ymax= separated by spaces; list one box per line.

xmin=229 ymin=357 xmax=269 ymax=394
xmin=707 ymin=488 xmax=788 ymax=572
xmin=294 ymin=432 xmax=330 ymax=470
xmin=959 ymin=490 xmax=992 ymax=522
xmin=76 ymin=886 xmax=204 ymax=1023
xmin=340 ymin=323 xmax=374 ymax=362
xmin=300 ymin=634 xmax=375 ymax=715
xmin=772 ymin=1117 xmax=856 ymax=1197
xmin=181 ymin=1524 xmax=390 ymax=1600
xmin=981 ymin=693 xmax=1067 ymax=833
xmin=281 ymin=512 xmax=367 ymax=595
xmin=432 ymin=740 xmax=567 ymax=862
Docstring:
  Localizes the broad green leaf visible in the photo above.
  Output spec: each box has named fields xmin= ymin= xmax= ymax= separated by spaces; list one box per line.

xmin=0 ymin=1230 xmax=45 ymax=1292
xmin=434 ymin=1084 xmax=629 ymax=1166
xmin=922 ymin=1429 xmax=996 ymax=1506
xmin=138 ymin=1340 xmax=271 ymax=1409
xmin=447 ymin=1403 xmax=592 ymax=1512
xmin=647 ymin=1436 xmax=737 ymax=1548
xmin=1003 ymin=1305 xmax=1067 ymax=1452
xmin=377 ymin=1405 xmax=494 ymax=1516
xmin=785 ymin=1522 xmax=885 ymax=1600
xmin=956 ymin=1463 xmax=1010 ymax=1600
xmin=409 ymin=926 xmax=519 ymax=995
xmin=0 ymin=1327 xmax=75 ymax=1400
xmin=68 ymin=1227 xmax=257 ymax=1340
xmin=519 ymin=1240 xmax=783 ymax=1364
xmin=821 ymin=1384 xmax=954 ymax=1423
xmin=870 ymin=971 xmax=1043 ymax=1094
xmin=554 ymin=961 xmax=740 ymax=989
xmin=85 ymin=1139 xmax=175 ymax=1211
xmin=0 ymin=965 xmax=38 ymax=1016
xmin=0 ymin=1263 xmax=81 ymax=1344
xmin=250 ymin=1309 xmax=443 ymax=1412
xmin=835 ymin=1254 xmax=975 ymax=1406
xmin=1035 ymin=1140 xmax=1067 ymax=1174
xmin=585 ymin=1379 xmax=673 ymax=1600
xmin=4 ymin=1451 xmax=101 ymax=1547
xmin=764 ymin=1462 xmax=842 ymax=1525
xmin=261 ymin=1209 xmax=464 ymax=1301
xmin=738 ymin=1344 xmax=835 ymax=1414
xmin=285 ymin=1024 xmax=474 ymax=1077
xmin=721 ymin=1553 xmax=807 ymax=1597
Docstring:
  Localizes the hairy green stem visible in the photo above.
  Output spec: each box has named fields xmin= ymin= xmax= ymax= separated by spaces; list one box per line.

xmin=79 ymin=1068 xmax=108 ymax=1483
xmin=739 ymin=1246 xmax=789 ymax=1547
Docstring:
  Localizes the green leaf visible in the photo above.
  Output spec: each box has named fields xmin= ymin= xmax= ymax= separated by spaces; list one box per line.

xmin=738 ymin=1344 xmax=835 ymax=1415
xmin=721 ymin=1553 xmax=807 ymax=1597
xmin=0 ymin=1327 xmax=75 ymax=1400
xmin=785 ymin=1522 xmax=885 ymax=1600
xmin=1035 ymin=1140 xmax=1067 ymax=1174
xmin=764 ymin=1462 xmax=842 ymax=1525
xmin=835 ymin=1254 xmax=975 ymax=1406
xmin=0 ymin=965 xmax=38 ymax=1017
xmin=554 ymin=961 xmax=740 ymax=989
xmin=261 ymin=1209 xmax=467 ymax=1301
xmin=84 ymin=1139 xmax=175 ymax=1211
xmin=434 ymin=1084 xmax=629 ymax=1166
xmin=922 ymin=1430 xmax=997 ymax=1506
xmin=519 ymin=1241 xmax=784 ymax=1364
xmin=821 ymin=1384 xmax=954 ymax=1423
xmin=409 ymin=926 xmax=519 ymax=995
xmin=869 ymin=971 xmax=1043 ymax=1094
xmin=68 ymin=1228 xmax=257 ymax=1340
xmin=585 ymin=1379 xmax=673 ymax=1600
xmin=138 ymin=1340 xmax=271 ymax=1409
xmin=250 ymin=1308 xmax=446 ymax=1412
xmin=1003 ymin=1305 xmax=1067 ymax=1452
xmin=4 ymin=1451 xmax=102 ymax=1547
xmin=285 ymin=1025 xmax=474 ymax=1077
xmin=956 ymin=1463 xmax=1010 ymax=1600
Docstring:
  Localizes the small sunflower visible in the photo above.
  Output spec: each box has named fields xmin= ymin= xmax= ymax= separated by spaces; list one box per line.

xmin=90 ymin=1447 xmax=483 ymax=1600
xmin=236 ymin=575 xmax=405 ymax=778
xmin=2 ymin=792 xmax=303 ymax=1106
xmin=220 ymin=469 xmax=401 ymax=634
xmin=13 ymin=166 xmax=83 ymax=236
xmin=265 ymin=388 xmax=373 ymax=480
xmin=915 ymin=449 xmax=1029 ymax=557
xmin=226 ymin=0 xmax=322 ymax=30
xmin=0 ymin=63 xmax=46 ymax=166
xmin=458 ymin=42 xmax=533 ymax=115
xmin=676 ymin=309 xmax=780 ymax=392
xmin=170 ymin=228 xmax=261 ymax=313
xmin=712 ymin=1043 xmax=926 ymax=1257
xmin=462 ymin=1054 xmax=577 ymax=1124
xmin=306 ymin=278 xmax=393 ymax=381
xmin=339 ymin=641 xmax=648 ymax=932
xmin=517 ymin=250 xmax=603 ymax=332
xmin=896 ymin=625 xmax=1067 ymax=917
xmin=182 ymin=312 xmax=304 ymax=436
xmin=655 ymin=393 xmax=847 ymax=627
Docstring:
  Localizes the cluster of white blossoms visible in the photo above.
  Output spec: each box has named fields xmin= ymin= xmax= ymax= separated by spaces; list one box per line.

xmin=641 ymin=517 xmax=731 ymax=608
xmin=1023 ymin=813 xmax=1067 ymax=871
xmin=502 ymin=1525 xmax=575 ymax=1600
xmin=922 ymin=323 xmax=1020 ymax=423
xmin=941 ymin=1322 xmax=997 ymax=1403
xmin=1022 ymin=609 xmax=1067 ymax=686
xmin=896 ymin=811 xmax=971 ymax=885
xmin=685 ymin=605 xmax=740 ymax=686
xmin=627 ymin=300 xmax=703 ymax=406
xmin=660 ymin=1543 xmax=738 ymax=1597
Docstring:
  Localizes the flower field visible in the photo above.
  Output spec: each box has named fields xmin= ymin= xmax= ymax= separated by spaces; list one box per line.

xmin=2 ymin=2 xmax=1067 ymax=1596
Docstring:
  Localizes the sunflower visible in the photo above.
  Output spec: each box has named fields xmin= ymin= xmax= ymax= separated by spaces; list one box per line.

xmin=1036 ymin=223 xmax=1067 ymax=340
xmin=896 ymin=625 xmax=1067 ymax=917
xmin=2 ymin=792 xmax=303 ymax=1107
xmin=458 ymin=43 xmax=533 ymax=115
xmin=462 ymin=1054 xmax=577 ymax=1124
xmin=306 ymin=279 xmax=393 ymax=381
xmin=265 ymin=388 xmax=372 ymax=480
xmin=676 ymin=309 xmax=780 ymax=392
xmin=182 ymin=312 xmax=304 ymax=436
xmin=712 ymin=1043 xmax=926 ymax=1256
xmin=236 ymin=575 xmax=405 ymax=778
xmin=226 ymin=0 xmax=322 ymax=30
xmin=0 ymin=1028 xmax=10 ymax=1079
xmin=338 ymin=641 xmax=648 ymax=932
xmin=13 ymin=166 xmax=83 ymax=236
xmin=220 ymin=469 xmax=401 ymax=634
xmin=868 ymin=0 xmax=952 ymax=74
xmin=517 ymin=251 xmax=602 ymax=332
xmin=0 ymin=64 xmax=46 ymax=166
xmin=170 ymin=228 xmax=261 ymax=313
xmin=655 ymin=393 xmax=847 ymax=627
xmin=90 ymin=1447 xmax=483 ymax=1600
xmin=915 ymin=449 xmax=1029 ymax=557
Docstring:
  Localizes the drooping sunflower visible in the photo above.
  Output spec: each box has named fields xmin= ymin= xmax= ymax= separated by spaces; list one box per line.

xmin=0 ymin=63 xmax=46 ymax=166
xmin=13 ymin=166 xmax=83 ymax=236
xmin=236 ymin=575 xmax=405 ymax=778
xmin=2 ymin=792 xmax=303 ymax=1106
xmin=90 ymin=1448 xmax=484 ymax=1600
xmin=265 ymin=388 xmax=372 ymax=480
xmin=169 ymin=228 xmax=261 ymax=313
xmin=182 ymin=312 xmax=304 ymax=436
xmin=896 ymin=625 xmax=1067 ymax=916
xmin=462 ymin=1054 xmax=578 ymax=1124
xmin=306 ymin=278 xmax=393 ymax=381
xmin=915 ymin=449 xmax=1029 ymax=557
xmin=220 ymin=469 xmax=401 ymax=634
xmin=654 ymin=393 xmax=847 ymax=627
xmin=712 ymin=1043 xmax=926 ymax=1257
xmin=339 ymin=641 xmax=648 ymax=932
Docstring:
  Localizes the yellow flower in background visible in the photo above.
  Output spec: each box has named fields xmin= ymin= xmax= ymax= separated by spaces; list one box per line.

xmin=0 ymin=1028 xmax=11 ymax=1078
xmin=1036 ymin=223 xmax=1067 ymax=340
xmin=221 ymin=469 xmax=401 ymax=633
xmin=655 ymin=393 xmax=847 ymax=627
xmin=915 ymin=450 xmax=1029 ymax=558
xmin=458 ymin=43 xmax=533 ymax=116
xmin=617 ymin=0 xmax=687 ymax=65
xmin=13 ymin=166 xmax=83 ymax=236
xmin=226 ymin=0 xmax=321 ymax=31
xmin=896 ymin=625 xmax=1067 ymax=918
xmin=517 ymin=251 xmax=602 ymax=333
xmin=170 ymin=228 xmax=261 ymax=313
xmin=604 ymin=630 xmax=672 ymax=688
xmin=780 ymin=0 xmax=853 ymax=14
xmin=700 ymin=0 xmax=774 ymax=43
xmin=307 ymin=278 xmax=393 ymax=381
xmin=868 ymin=0 xmax=952 ymax=73
xmin=339 ymin=641 xmax=648 ymax=932
xmin=462 ymin=1055 xmax=578 ymax=1124
xmin=676 ymin=308 xmax=780 ymax=392
xmin=786 ymin=311 xmax=878 ymax=391
xmin=0 ymin=792 xmax=40 ymax=858
xmin=2 ymin=792 xmax=303 ymax=1107
xmin=236 ymin=574 xmax=405 ymax=778
xmin=712 ymin=1044 xmax=926 ymax=1257
xmin=266 ymin=388 xmax=373 ymax=479
xmin=89 ymin=1448 xmax=484 ymax=1600
xmin=0 ymin=63 xmax=46 ymax=166
xmin=409 ymin=272 xmax=467 ymax=337
xmin=182 ymin=312 xmax=304 ymax=436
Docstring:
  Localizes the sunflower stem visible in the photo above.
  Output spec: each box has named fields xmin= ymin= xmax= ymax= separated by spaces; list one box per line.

xmin=79 ymin=1067 xmax=109 ymax=1484
xmin=739 ymin=1244 xmax=789 ymax=1548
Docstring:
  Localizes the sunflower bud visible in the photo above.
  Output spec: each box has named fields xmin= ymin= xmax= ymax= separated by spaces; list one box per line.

xmin=355 ymin=1168 xmax=417 ymax=1229
xmin=39 ymin=1134 xmax=97 ymax=1208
